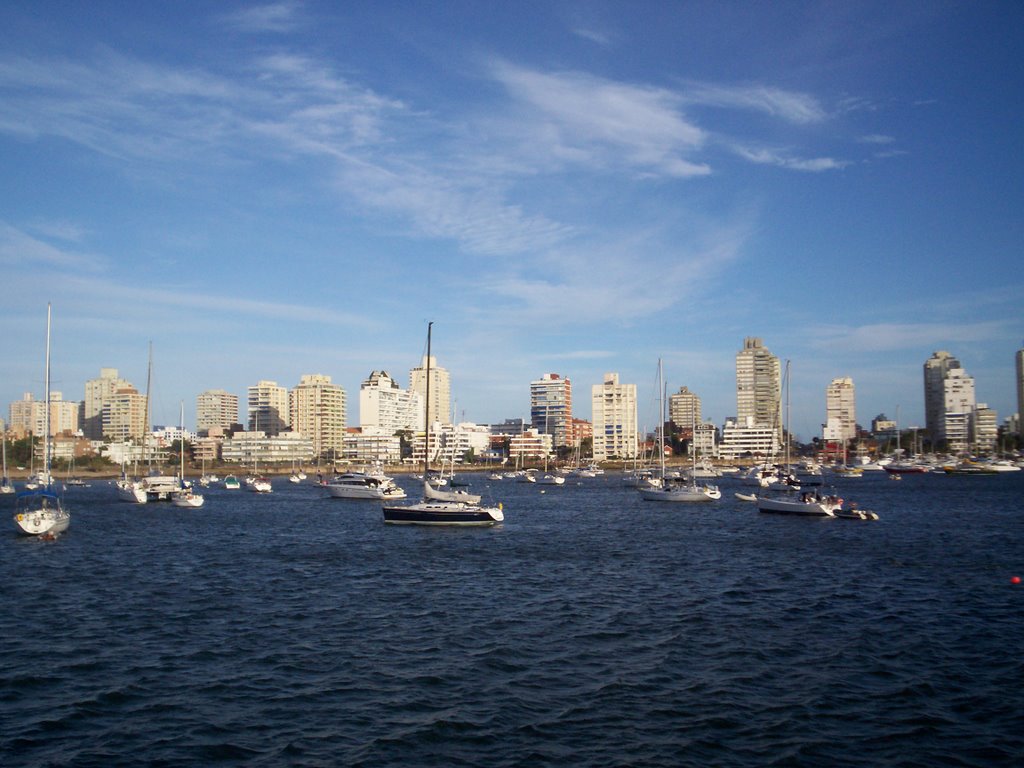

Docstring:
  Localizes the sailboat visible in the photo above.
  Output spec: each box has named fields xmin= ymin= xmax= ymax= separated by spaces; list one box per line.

xmin=13 ymin=304 xmax=71 ymax=536
xmin=172 ymin=403 xmax=204 ymax=508
xmin=116 ymin=343 xmax=179 ymax=502
xmin=383 ymin=322 xmax=503 ymax=525
xmin=1 ymin=434 xmax=14 ymax=494
xmin=247 ymin=411 xmax=272 ymax=493
xmin=639 ymin=360 xmax=721 ymax=503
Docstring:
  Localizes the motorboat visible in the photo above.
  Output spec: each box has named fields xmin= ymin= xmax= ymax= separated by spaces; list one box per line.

xmin=327 ymin=471 xmax=407 ymax=500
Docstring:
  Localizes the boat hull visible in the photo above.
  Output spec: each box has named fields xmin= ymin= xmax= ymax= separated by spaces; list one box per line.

xmin=757 ymin=495 xmax=838 ymax=516
xmin=639 ymin=485 xmax=720 ymax=502
xmin=382 ymin=501 xmax=503 ymax=526
xmin=13 ymin=491 xmax=70 ymax=536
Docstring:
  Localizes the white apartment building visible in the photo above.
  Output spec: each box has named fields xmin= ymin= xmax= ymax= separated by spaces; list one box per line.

xmin=719 ymin=416 xmax=780 ymax=460
xmin=824 ymin=377 xmax=857 ymax=443
xmin=668 ymin=386 xmax=702 ymax=432
xmin=943 ymin=367 xmax=976 ymax=451
xmin=923 ymin=351 xmax=962 ymax=443
xmin=591 ymin=373 xmax=638 ymax=461
xmin=692 ymin=422 xmax=717 ymax=457
xmin=530 ymin=373 xmax=573 ymax=448
xmin=196 ymin=389 xmax=239 ymax=433
xmin=290 ymin=374 xmax=346 ymax=459
xmin=221 ymin=430 xmax=314 ymax=465
xmin=341 ymin=427 xmax=402 ymax=465
xmin=736 ymin=337 xmax=781 ymax=440
xmin=412 ymin=422 xmax=493 ymax=465
xmin=972 ymin=404 xmax=998 ymax=453
xmin=508 ymin=428 xmax=554 ymax=461
xmin=410 ymin=356 xmax=451 ymax=427
xmin=83 ymin=368 xmax=131 ymax=439
xmin=1016 ymin=345 xmax=1024 ymax=437
xmin=248 ymin=380 xmax=289 ymax=436
xmin=360 ymin=370 xmax=422 ymax=434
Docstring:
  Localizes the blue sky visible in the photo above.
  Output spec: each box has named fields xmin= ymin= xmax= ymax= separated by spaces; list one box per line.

xmin=1 ymin=1 xmax=1021 ymax=441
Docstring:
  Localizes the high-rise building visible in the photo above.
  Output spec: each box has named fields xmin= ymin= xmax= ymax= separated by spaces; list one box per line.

xmin=736 ymin=337 xmax=781 ymax=440
xmin=290 ymin=374 xmax=347 ymax=458
xmin=7 ymin=392 xmax=79 ymax=437
xmin=668 ymin=386 xmax=702 ymax=432
xmin=102 ymin=385 xmax=148 ymax=442
xmin=972 ymin=403 xmax=998 ymax=453
xmin=942 ymin=367 xmax=976 ymax=451
xmin=824 ymin=377 xmax=857 ymax=443
xmin=196 ymin=389 xmax=240 ymax=433
xmin=410 ymin=355 xmax=451 ymax=427
xmin=1016 ymin=344 xmax=1024 ymax=437
xmin=247 ymin=380 xmax=289 ymax=435
xmin=923 ymin=351 xmax=962 ymax=443
xmin=359 ymin=370 xmax=422 ymax=434
xmin=530 ymin=373 xmax=573 ymax=448
xmin=591 ymin=373 xmax=638 ymax=461
xmin=83 ymin=368 xmax=131 ymax=439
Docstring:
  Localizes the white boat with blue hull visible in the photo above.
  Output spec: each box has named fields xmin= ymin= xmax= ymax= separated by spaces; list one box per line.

xmin=383 ymin=498 xmax=503 ymax=526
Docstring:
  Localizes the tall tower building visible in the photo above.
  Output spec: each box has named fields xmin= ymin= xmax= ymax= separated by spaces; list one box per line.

xmin=668 ymin=386 xmax=702 ymax=432
xmin=360 ymin=370 xmax=422 ymax=434
xmin=736 ymin=337 xmax=781 ymax=438
xmin=410 ymin=355 xmax=451 ymax=426
xmin=1016 ymin=344 xmax=1024 ymax=437
xmin=83 ymin=368 xmax=131 ymax=439
xmin=942 ymin=367 xmax=976 ymax=451
xmin=923 ymin=351 xmax=962 ymax=443
xmin=196 ymin=389 xmax=239 ymax=433
xmin=290 ymin=374 xmax=346 ymax=458
xmin=530 ymin=373 xmax=573 ymax=448
xmin=824 ymin=377 xmax=857 ymax=443
xmin=102 ymin=385 xmax=148 ymax=442
xmin=247 ymin=380 xmax=289 ymax=435
xmin=591 ymin=373 xmax=638 ymax=461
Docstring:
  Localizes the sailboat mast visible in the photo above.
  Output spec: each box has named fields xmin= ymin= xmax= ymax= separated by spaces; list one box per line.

xmin=44 ymin=303 xmax=52 ymax=480
xmin=144 ymin=341 xmax=153 ymax=468
xmin=424 ymin=321 xmax=432 ymax=477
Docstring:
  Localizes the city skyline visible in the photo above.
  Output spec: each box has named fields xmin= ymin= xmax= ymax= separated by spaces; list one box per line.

xmin=1 ymin=2 xmax=1021 ymax=441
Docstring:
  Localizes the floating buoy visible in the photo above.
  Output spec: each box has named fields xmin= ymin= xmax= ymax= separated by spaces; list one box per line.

xmin=1012 ymin=576 xmax=1021 ymax=585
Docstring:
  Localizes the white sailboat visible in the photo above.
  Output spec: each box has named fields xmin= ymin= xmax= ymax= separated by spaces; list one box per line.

xmin=13 ymin=304 xmax=70 ymax=536
xmin=172 ymin=403 xmax=204 ymax=508
xmin=639 ymin=360 xmax=721 ymax=503
xmin=383 ymin=322 xmax=503 ymax=526
xmin=1 ymin=435 xmax=14 ymax=494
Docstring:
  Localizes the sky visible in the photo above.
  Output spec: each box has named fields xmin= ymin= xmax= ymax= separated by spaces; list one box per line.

xmin=1 ymin=1 xmax=1022 ymax=442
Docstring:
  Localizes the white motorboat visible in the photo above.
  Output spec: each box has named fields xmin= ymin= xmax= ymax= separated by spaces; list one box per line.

xmin=757 ymin=491 xmax=843 ymax=517
xmin=327 ymin=471 xmax=407 ymax=500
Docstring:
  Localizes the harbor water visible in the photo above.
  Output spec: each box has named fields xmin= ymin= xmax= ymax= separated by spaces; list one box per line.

xmin=2 ymin=470 xmax=1023 ymax=766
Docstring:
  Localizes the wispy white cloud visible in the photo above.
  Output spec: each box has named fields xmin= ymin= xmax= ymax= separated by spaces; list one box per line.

xmin=683 ymin=83 xmax=827 ymax=124
xmin=219 ymin=1 xmax=304 ymax=34
xmin=27 ymin=218 xmax=90 ymax=243
xmin=0 ymin=222 xmax=106 ymax=271
xmin=732 ymin=145 xmax=848 ymax=171
xmin=572 ymin=27 xmax=612 ymax=46
xmin=857 ymin=133 xmax=895 ymax=144
xmin=490 ymin=61 xmax=710 ymax=178
xmin=808 ymin=321 xmax=1009 ymax=353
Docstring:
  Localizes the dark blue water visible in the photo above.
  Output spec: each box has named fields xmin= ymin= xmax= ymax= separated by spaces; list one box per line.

xmin=3 ymin=470 xmax=1023 ymax=766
